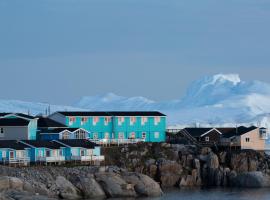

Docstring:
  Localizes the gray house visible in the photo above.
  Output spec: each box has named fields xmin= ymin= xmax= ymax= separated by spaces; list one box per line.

xmin=0 ymin=113 xmax=38 ymax=140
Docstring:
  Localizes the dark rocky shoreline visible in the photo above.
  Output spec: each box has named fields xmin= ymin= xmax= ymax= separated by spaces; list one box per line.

xmin=1 ymin=143 xmax=270 ymax=199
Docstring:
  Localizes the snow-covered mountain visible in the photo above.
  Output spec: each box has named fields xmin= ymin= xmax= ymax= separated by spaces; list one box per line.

xmin=0 ymin=100 xmax=83 ymax=116
xmin=75 ymin=74 xmax=270 ymax=128
xmin=1 ymin=73 xmax=270 ymax=128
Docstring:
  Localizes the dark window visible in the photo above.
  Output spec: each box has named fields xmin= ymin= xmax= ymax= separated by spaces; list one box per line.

xmin=246 ymin=138 xmax=250 ymax=142
xmin=46 ymin=150 xmax=51 ymax=157
xmin=0 ymin=128 xmax=3 ymax=134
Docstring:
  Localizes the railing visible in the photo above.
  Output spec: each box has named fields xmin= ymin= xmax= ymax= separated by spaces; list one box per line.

xmin=2 ymin=157 xmax=30 ymax=165
xmin=88 ymin=138 xmax=146 ymax=145
xmin=37 ymin=156 xmax=65 ymax=162
xmin=92 ymin=155 xmax=105 ymax=161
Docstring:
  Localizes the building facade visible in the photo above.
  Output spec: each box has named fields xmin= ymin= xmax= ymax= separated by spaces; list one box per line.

xmin=49 ymin=111 xmax=166 ymax=142
xmin=0 ymin=113 xmax=38 ymax=140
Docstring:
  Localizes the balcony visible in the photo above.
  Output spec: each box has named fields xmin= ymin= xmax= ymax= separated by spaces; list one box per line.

xmin=2 ymin=157 xmax=30 ymax=165
xmin=88 ymin=138 xmax=146 ymax=145
xmin=92 ymin=155 xmax=105 ymax=161
xmin=37 ymin=156 xmax=65 ymax=162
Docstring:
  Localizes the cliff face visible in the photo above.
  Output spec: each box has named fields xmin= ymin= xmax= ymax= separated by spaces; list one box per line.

xmin=102 ymin=143 xmax=270 ymax=188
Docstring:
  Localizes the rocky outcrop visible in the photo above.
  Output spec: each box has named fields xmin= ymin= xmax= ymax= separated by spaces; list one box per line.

xmin=95 ymin=172 xmax=137 ymax=198
xmin=55 ymin=176 xmax=82 ymax=200
xmin=230 ymin=171 xmax=270 ymax=188
xmin=122 ymin=172 xmax=163 ymax=197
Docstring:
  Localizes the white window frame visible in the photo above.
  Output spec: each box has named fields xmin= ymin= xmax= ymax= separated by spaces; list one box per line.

xmin=93 ymin=133 xmax=99 ymax=139
xmin=129 ymin=132 xmax=136 ymax=139
xmin=154 ymin=132 xmax=159 ymax=139
xmin=81 ymin=117 xmax=88 ymax=125
xmin=2 ymin=150 xmax=6 ymax=158
xmin=118 ymin=117 xmax=125 ymax=126
xmin=69 ymin=117 xmax=76 ymax=126
xmin=142 ymin=132 xmax=146 ymax=140
xmin=93 ymin=117 xmax=99 ymax=126
xmin=118 ymin=132 xmax=124 ymax=139
xmin=205 ymin=136 xmax=210 ymax=142
xmin=104 ymin=117 xmax=111 ymax=126
xmin=141 ymin=117 xmax=148 ymax=125
xmin=104 ymin=132 xmax=110 ymax=139
xmin=154 ymin=117 xmax=161 ymax=126
xmin=130 ymin=117 xmax=136 ymax=126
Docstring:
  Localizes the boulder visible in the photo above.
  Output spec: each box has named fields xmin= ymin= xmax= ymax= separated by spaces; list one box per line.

xmin=69 ymin=175 xmax=106 ymax=199
xmin=230 ymin=171 xmax=270 ymax=188
xmin=0 ymin=176 xmax=24 ymax=191
xmin=95 ymin=172 xmax=136 ymax=198
xmin=122 ymin=172 xmax=162 ymax=197
xmin=158 ymin=160 xmax=182 ymax=187
xmin=207 ymin=153 xmax=219 ymax=169
xmin=55 ymin=176 xmax=81 ymax=200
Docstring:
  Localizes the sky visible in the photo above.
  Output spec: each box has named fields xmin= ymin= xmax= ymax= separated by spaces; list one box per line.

xmin=0 ymin=0 xmax=270 ymax=105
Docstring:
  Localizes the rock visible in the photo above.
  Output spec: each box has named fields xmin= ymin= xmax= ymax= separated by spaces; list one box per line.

xmin=55 ymin=176 xmax=81 ymax=200
xmin=0 ymin=176 xmax=23 ymax=191
xmin=158 ymin=160 xmax=182 ymax=187
xmin=201 ymin=147 xmax=212 ymax=155
xmin=122 ymin=172 xmax=162 ymax=197
xmin=207 ymin=153 xmax=219 ymax=169
xmin=179 ymin=175 xmax=194 ymax=187
xmin=230 ymin=153 xmax=248 ymax=173
xmin=230 ymin=171 xmax=270 ymax=188
xmin=69 ymin=175 xmax=106 ymax=199
xmin=95 ymin=172 xmax=136 ymax=198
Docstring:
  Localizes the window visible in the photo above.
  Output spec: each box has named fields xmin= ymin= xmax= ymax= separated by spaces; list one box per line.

xmin=130 ymin=117 xmax=136 ymax=125
xmin=74 ymin=129 xmax=86 ymax=139
xmin=0 ymin=128 xmax=4 ymax=137
xmin=246 ymin=138 xmax=250 ymax=142
xmin=205 ymin=137 xmax=210 ymax=142
xmin=46 ymin=150 xmax=51 ymax=157
xmin=59 ymin=149 xmax=63 ymax=156
xmin=81 ymin=117 xmax=88 ymax=125
xmin=118 ymin=117 xmax=125 ymax=126
xmin=141 ymin=117 xmax=148 ymax=125
xmin=104 ymin=132 xmax=110 ymax=139
xmin=71 ymin=149 xmax=78 ymax=156
xmin=118 ymin=132 xmax=124 ymax=139
xmin=93 ymin=133 xmax=98 ymax=139
xmin=2 ymin=151 xmax=6 ymax=158
xmin=104 ymin=117 xmax=111 ymax=125
xmin=142 ymin=132 xmax=146 ymax=140
xmin=93 ymin=117 xmax=99 ymax=126
xmin=38 ymin=150 xmax=43 ymax=157
xmin=129 ymin=132 xmax=135 ymax=139
xmin=62 ymin=131 xmax=70 ymax=139
xmin=154 ymin=117 xmax=161 ymax=125
xmin=69 ymin=117 xmax=76 ymax=125
xmin=154 ymin=132 xmax=160 ymax=139
xmin=9 ymin=151 xmax=14 ymax=159
xmin=80 ymin=149 xmax=85 ymax=156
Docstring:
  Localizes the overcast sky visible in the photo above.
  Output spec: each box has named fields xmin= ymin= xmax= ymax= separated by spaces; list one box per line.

xmin=0 ymin=0 xmax=270 ymax=105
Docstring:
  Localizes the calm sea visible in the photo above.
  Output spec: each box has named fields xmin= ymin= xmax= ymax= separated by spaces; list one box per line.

xmin=140 ymin=188 xmax=270 ymax=200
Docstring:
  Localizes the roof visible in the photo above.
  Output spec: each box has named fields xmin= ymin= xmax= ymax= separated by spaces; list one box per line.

xmin=56 ymin=139 xmax=97 ymax=148
xmin=57 ymin=112 xmax=111 ymax=116
xmin=0 ymin=118 xmax=30 ymax=126
xmin=56 ymin=111 xmax=166 ymax=117
xmin=107 ymin=111 xmax=166 ymax=116
xmin=38 ymin=117 xmax=67 ymax=128
xmin=217 ymin=126 xmax=258 ymax=138
xmin=15 ymin=113 xmax=36 ymax=120
xmin=0 ymin=140 xmax=30 ymax=150
xmin=0 ymin=113 xmax=11 ymax=117
xmin=21 ymin=140 xmax=66 ymax=149
xmin=181 ymin=128 xmax=213 ymax=137
xmin=39 ymin=128 xmax=85 ymax=134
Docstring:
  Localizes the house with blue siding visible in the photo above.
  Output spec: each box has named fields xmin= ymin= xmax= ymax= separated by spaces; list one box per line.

xmin=0 ymin=113 xmax=38 ymax=140
xmin=0 ymin=140 xmax=30 ymax=165
xmin=54 ymin=139 xmax=103 ymax=163
xmin=20 ymin=140 xmax=66 ymax=163
xmin=49 ymin=111 xmax=166 ymax=143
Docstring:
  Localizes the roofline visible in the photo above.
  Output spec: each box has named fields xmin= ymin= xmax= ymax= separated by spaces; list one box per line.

xmin=200 ymin=128 xmax=223 ymax=137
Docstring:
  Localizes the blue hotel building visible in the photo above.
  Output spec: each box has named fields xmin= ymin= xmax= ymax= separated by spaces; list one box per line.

xmin=49 ymin=111 xmax=166 ymax=142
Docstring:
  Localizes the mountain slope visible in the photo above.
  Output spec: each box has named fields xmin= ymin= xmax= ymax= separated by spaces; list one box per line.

xmin=1 ymin=74 xmax=270 ymax=128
